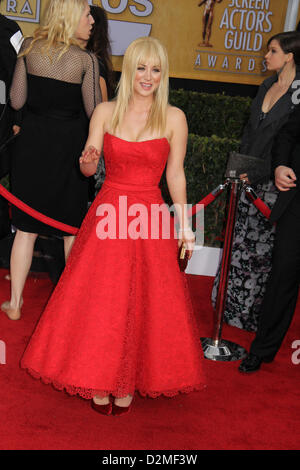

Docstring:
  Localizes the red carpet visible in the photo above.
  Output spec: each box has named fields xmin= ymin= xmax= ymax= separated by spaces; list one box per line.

xmin=0 ymin=268 xmax=300 ymax=450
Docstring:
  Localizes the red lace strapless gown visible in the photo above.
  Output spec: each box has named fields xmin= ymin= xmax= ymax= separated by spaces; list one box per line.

xmin=21 ymin=133 xmax=205 ymax=399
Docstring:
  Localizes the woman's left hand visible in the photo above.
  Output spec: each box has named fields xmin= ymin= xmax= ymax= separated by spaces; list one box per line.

xmin=178 ymin=227 xmax=195 ymax=259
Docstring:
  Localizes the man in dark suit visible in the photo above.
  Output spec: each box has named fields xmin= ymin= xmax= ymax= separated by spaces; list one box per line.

xmin=239 ymin=103 xmax=300 ymax=373
xmin=0 ymin=3 xmax=22 ymax=238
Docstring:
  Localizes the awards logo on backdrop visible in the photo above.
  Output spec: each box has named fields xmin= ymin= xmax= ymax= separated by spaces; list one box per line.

xmin=194 ymin=0 xmax=289 ymax=82
xmin=1 ymin=0 xmax=41 ymax=23
xmin=90 ymin=0 xmax=291 ymax=84
xmin=0 ymin=0 xmax=295 ymax=85
xmin=88 ymin=0 xmax=152 ymax=56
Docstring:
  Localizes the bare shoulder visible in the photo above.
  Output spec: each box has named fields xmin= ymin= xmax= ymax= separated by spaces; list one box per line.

xmin=166 ymin=105 xmax=188 ymax=141
xmin=167 ymin=105 xmax=187 ymax=124
xmin=92 ymin=100 xmax=115 ymax=120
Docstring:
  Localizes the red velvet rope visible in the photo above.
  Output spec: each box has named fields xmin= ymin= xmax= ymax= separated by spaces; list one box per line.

xmin=174 ymin=192 xmax=218 ymax=225
xmin=187 ymin=188 xmax=271 ymax=220
xmin=0 ymin=184 xmax=79 ymax=235
xmin=187 ymin=193 xmax=216 ymax=218
xmin=245 ymin=189 xmax=271 ymax=219
xmin=0 ymin=181 xmax=271 ymax=236
xmin=251 ymin=199 xmax=271 ymax=219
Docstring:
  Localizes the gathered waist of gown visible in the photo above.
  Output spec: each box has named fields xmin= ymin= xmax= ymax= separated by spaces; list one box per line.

xmin=103 ymin=179 xmax=161 ymax=193
xmin=27 ymin=105 xmax=82 ymax=120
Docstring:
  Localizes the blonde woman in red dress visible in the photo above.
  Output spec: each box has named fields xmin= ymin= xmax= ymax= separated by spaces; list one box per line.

xmin=21 ymin=37 xmax=205 ymax=416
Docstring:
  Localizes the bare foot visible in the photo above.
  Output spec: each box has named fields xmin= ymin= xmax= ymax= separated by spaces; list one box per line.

xmin=93 ymin=395 xmax=110 ymax=405
xmin=1 ymin=302 xmax=21 ymax=320
xmin=114 ymin=394 xmax=133 ymax=407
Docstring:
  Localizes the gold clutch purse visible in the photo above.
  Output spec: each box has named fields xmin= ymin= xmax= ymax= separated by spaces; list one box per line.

xmin=178 ymin=244 xmax=190 ymax=272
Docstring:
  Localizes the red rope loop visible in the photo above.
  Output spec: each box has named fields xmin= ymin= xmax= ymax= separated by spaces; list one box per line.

xmin=0 ymin=181 xmax=271 ymax=236
xmin=0 ymin=184 xmax=79 ymax=235
xmin=244 ymin=186 xmax=271 ymax=219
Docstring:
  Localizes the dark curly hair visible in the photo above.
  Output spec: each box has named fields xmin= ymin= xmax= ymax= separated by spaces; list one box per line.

xmin=86 ymin=6 xmax=115 ymax=99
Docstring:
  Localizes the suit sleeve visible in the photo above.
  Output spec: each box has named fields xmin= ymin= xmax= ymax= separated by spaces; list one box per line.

xmin=1 ymin=42 xmax=16 ymax=88
xmin=272 ymin=105 xmax=300 ymax=169
xmin=0 ymin=19 xmax=22 ymax=90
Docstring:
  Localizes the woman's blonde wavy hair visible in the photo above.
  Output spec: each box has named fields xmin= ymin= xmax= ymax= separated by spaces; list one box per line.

xmin=20 ymin=0 xmax=87 ymax=59
xmin=111 ymin=37 xmax=169 ymax=140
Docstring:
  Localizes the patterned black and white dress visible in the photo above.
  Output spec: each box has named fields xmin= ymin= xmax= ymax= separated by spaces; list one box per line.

xmin=212 ymin=73 xmax=300 ymax=332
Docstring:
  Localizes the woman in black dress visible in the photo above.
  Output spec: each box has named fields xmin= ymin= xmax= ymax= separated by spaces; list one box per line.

xmin=1 ymin=0 xmax=101 ymax=320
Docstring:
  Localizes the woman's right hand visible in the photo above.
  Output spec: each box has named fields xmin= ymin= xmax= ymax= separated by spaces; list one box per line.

xmin=79 ymin=146 xmax=100 ymax=177
xmin=79 ymin=145 xmax=100 ymax=164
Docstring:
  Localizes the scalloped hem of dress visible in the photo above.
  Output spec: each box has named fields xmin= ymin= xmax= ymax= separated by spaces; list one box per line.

xmin=21 ymin=364 xmax=207 ymax=400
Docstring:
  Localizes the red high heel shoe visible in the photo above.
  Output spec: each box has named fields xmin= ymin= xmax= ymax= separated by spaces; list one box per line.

xmin=112 ymin=395 xmax=133 ymax=416
xmin=91 ymin=399 xmax=112 ymax=416
xmin=112 ymin=403 xmax=132 ymax=416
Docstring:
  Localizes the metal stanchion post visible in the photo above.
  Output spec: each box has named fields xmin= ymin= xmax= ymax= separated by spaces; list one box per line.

xmin=200 ymin=178 xmax=248 ymax=361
